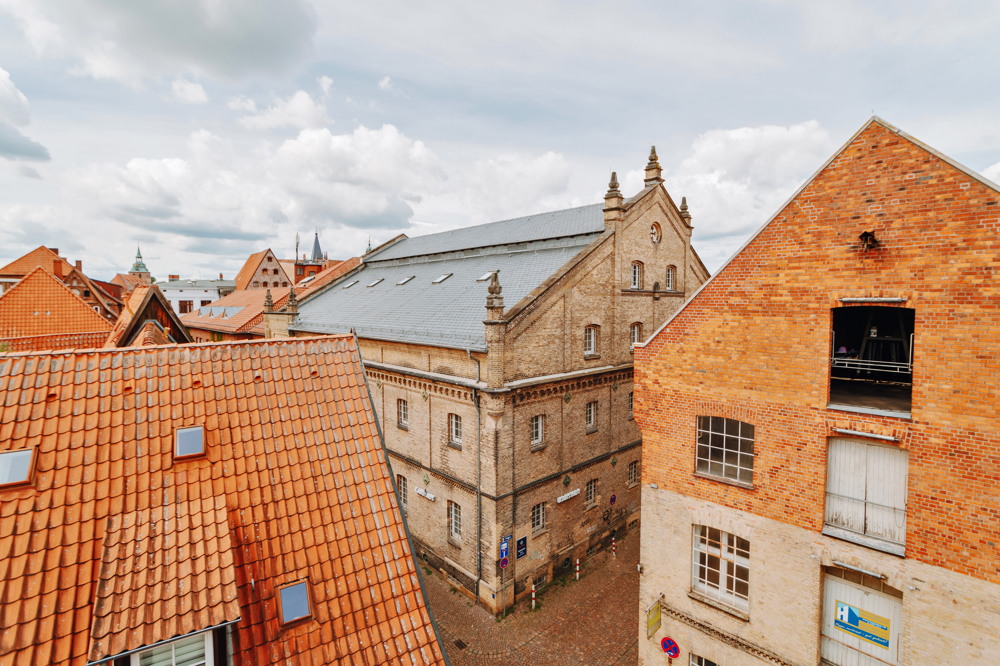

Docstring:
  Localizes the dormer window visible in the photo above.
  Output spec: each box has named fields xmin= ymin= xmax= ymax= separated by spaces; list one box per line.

xmin=0 ymin=448 xmax=35 ymax=488
xmin=665 ymin=266 xmax=676 ymax=291
xmin=175 ymin=425 xmax=205 ymax=459
xmin=277 ymin=580 xmax=312 ymax=625
xmin=631 ymin=262 xmax=643 ymax=290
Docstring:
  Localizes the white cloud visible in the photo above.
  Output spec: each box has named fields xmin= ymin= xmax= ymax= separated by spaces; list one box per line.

xmin=318 ymin=76 xmax=333 ymax=96
xmin=983 ymin=161 xmax=1000 ymax=184
xmin=0 ymin=67 xmax=50 ymax=161
xmin=170 ymin=79 xmax=208 ymax=105
xmin=226 ymin=96 xmax=257 ymax=113
xmin=0 ymin=68 xmax=32 ymax=126
xmin=237 ymin=91 xmax=330 ymax=130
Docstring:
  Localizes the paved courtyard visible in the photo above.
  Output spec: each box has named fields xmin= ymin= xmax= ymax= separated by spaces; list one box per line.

xmin=422 ymin=531 xmax=640 ymax=666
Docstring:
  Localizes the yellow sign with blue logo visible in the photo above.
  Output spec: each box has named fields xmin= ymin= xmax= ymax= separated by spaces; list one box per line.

xmin=835 ymin=600 xmax=890 ymax=649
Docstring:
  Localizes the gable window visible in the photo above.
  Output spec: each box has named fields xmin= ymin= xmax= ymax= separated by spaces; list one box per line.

xmin=397 ymin=474 xmax=408 ymax=515
xmin=631 ymin=262 xmax=643 ymax=289
xmin=397 ymin=399 xmax=408 ymax=429
xmin=277 ymin=580 xmax=312 ymax=625
xmin=253 ymin=281 xmax=259 ymax=287
xmin=665 ymin=266 xmax=676 ymax=291
xmin=531 ymin=502 xmax=546 ymax=535
xmin=175 ymin=425 xmax=205 ymax=459
xmin=585 ymin=401 xmax=597 ymax=432
xmin=824 ymin=438 xmax=908 ymax=556
xmin=583 ymin=326 xmax=598 ymax=356
xmin=282 ymin=281 xmax=288 ymax=287
xmin=692 ymin=525 xmax=750 ymax=612
xmin=448 ymin=414 xmax=462 ymax=447
xmin=696 ymin=416 xmax=754 ymax=486
xmin=0 ymin=448 xmax=35 ymax=488
xmin=530 ymin=415 xmax=544 ymax=448
xmin=585 ymin=478 xmax=598 ymax=507
xmin=266 ymin=256 xmax=273 ymax=262
xmin=628 ymin=460 xmax=639 ymax=486
xmin=630 ymin=322 xmax=642 ymax=346
xmin=448 ymin=501 xmax=462 ymax=542
xmin=262 ymin=282 xmax=269 ymax=288
xmin=130 ymin=632 xmax=213 ymax=666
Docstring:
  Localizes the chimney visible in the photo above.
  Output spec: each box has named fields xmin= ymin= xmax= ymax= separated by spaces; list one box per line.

xmin=603 ymin=172 xmax=624 ymax=231
xmin=219 ymin=273 xmax=223 ymax=279
xmin=49 ymin=248 xmax=59 ymax=256
xmin=53 ymin=260 xmax=63 ymax=280
xmin=483 ymin=271 xmax=506 ymax=389
xmin=644 ymin=146 xmax=663 ymax=186
xmin=169 ymin=275 xmax=180 ymax=281
xmin=75 ymin=260 xmax=82 ymax=271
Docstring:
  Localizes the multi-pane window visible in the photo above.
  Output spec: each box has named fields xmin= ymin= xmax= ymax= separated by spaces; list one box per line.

xmin=178 ymin=300 xmax=193 ymax=314
xmin=629 ymin=391 xmax=634 ymax=418
xmin=585 ymin=401 xmax=597 ymax=431
xmin=585 ymin=478 xmax=598 ymax=506
xmin=584 ymin=326 xmax=597 ymax=355
xmin=665 ymin=266 xmax=675 ymax=291
xmin=397 ymin=399 xmax=408 ymax=428
xmin=631 ymin=262 xmax=643 ymax=289
xmin=692 ymin=525 xmax=750 ymax=612
xmin=628 ymin=460 xmax=639 ymax=486
xmin=449 ymin=414 xmax=462 ymax=445
xmin=824 ymin=438 xmax=908 ymax=553
xmin=531 ymin=502 xmax=546 ymax=534
xmin=530 ymin=415 xmax=544 ymax=447
xmin=397 ymin=475 xmax=407 ymax=515
xmin=132 ymin=632 xmax=212 ymax=666
xmin=696 ymin=416 xmax=755 ymax=485
xmin=200 ymin=300 xmax=212 ymax=307
xmin=630 ymin=322 xmax=642 ymax=345
xmin=448 ymin=501 xmax=461 ymax=541
xmin=689 ymin=656 xmax=719 ymax=666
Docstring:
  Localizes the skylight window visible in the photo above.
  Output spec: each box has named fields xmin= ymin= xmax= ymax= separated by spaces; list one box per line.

xmin=0 ymin=449 xmax=34 ymax=487
xmin=175 ymin=425 xmax=204 ymax=458
xmin=278 ymin=581 xmax=312 ymax=625
xmin=396 ymin=276 xmax=415 ymax=285
xmin=342 ymin=280 xmax=359 ymax=289
xmin=367 ymin=278 xmax=384 ymax=287
xmin=433 ymin=273 xmax=452 ymax=284
xmin=300 ymin=275 xmax=316 ymax=284
xmin=477 ymin=271 xmax=496 ymax=282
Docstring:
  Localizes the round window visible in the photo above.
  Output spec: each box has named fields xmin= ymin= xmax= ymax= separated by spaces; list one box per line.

xmin=649 ymin=223 xmax=661 ymax=243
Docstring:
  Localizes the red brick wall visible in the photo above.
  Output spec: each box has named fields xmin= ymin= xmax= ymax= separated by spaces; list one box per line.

xmin=636 ymin=121 xmax=1000 ymax=583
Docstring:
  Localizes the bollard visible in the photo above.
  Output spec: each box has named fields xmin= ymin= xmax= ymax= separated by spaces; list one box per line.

xmin=613 ymin=536 xmax=616 ymax=558
xmin=532 ymin=583 xmax=536 ymax=610
xmin=576 ymin=559 xmax=579 ymax=581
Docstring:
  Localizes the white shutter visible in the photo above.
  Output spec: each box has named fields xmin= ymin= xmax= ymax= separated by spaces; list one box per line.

xmin=864 ymin=445 xmax=908 ymax=544
xmin=821 ymin=576 xmax=901 ymax=666
xmin=825 ymin=439 xmax=867 ymax=534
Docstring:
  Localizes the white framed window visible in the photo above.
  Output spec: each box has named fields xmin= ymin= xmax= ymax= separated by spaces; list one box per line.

xmin=397 ymin=474 xmax=407 ymax=515
xmin=448 ymin=501 xmax=462 ymax=541
xmin=690 ymin=656 xmax=719 ymax=666
xmin=583 ymin=326 xmax=597 ymax=355
xmin=477 ymin=271 xmax=495 ymax=281
xmin=341 ymin=280 xmax=359 ymax=289
xmin=630 ymin=322 xmax=642 ymax=345
xmin=631 ymin=262 xmax=643 ymax=289
xmin=449 ymin=414 xmax=462 ymax=445
xmin=432 ymin=273 xmax=452 ymax=284
xmin=585 ymin=401 xmax=597 ymax=431
xmin=585 ymin=478 xmax=598 ymax=506
xmin=824 ymin=438 xmax=908 ymax=553
xmin=0 ymin=448 xmax=35 ymax=488
xmin=367 ymin=278 xmax=384 ymax=287
xmin=531 ymin=502 xmax=546 ymax=534
xmin=665 ymin=266 xmax=676 ymax=291
xmin=530 ymin=415 xmax=544 ymax=447
xmin=396 ymin=275 xmax=415 ymax=285
xmin=692 ymin=525 xmax=750 ymax=612
xmin=696 ymin=416 xmax=755 ymax=485
xmin=397 ymin=399 xmax=408 ymax=428
xmin=131 ymin=632 xmax=214 ymax=666
xmin=628 ymin=460 xmax=639 ymax=486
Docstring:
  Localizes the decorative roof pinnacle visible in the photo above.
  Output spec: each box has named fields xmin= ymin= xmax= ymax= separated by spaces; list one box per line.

xmin=264 ymin=289 xmax=274 ymax=313
xmin=646 ymin=146 xmax=659 ymax=168
xmin=605 ymin=171 xmax=622 ymax=199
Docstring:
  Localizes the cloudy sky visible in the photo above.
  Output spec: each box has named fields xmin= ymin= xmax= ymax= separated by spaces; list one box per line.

xmin=1 ymin=1 xmax=998 ymax=279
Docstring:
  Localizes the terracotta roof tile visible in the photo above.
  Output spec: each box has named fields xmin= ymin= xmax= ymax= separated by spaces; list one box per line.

xmin=0 ymin=332 xmax=110 ymax=353
xmin=180 ymin=287 xmax=291 ymax=336
xmin=0 ymin=247 xmax=73 ymax=279
xmin=0 ymin=268 xmax=113 ymax=339
xmin=0 ymin=336 xmax=447 ymax=666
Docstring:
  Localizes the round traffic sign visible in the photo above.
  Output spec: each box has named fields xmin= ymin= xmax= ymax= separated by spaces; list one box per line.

xmin=610 ymin=494 xmax=616 ymax=506
xmin=660 ymin=637 xmax=679 ymax=658
xmin=500 ymin=557 xmax=509 ymax=569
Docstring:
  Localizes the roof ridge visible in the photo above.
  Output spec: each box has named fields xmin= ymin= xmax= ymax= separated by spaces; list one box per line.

xmin=0 ymin=266 xmax=114 ymax=331
xmin=0 ymin=332 xmax=354 ymax=358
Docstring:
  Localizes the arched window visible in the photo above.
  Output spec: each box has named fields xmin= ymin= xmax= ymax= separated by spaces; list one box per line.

xmin=584 ymin=325 xmax=599 ymax=356
xmin=630 ymin=322 xmax=643 ymax=346
xmin=665 ymin=266 xmax=676 ymax=291
xmin=266 ymin=256 xmax=273 ymax=262
xmin=631 ymin=262 xmax=643 ymax=290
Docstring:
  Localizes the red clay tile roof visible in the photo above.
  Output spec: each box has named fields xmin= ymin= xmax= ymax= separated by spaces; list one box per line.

xmin=111 ymin=273 xmax=144 ymax=294
xmin=0 ymin=246 xmax=73 ymax=278
xmin=0 ymin=331 xmax=110 ymax=353
xmin=180 ymin=287 xmax=291 ymax=336
xmin=233 ymin=249 xmax=290 ymax=292
xmin=133 ymin=320 xmax=170 ymax=346
xmin=0 ymin=336 xmax=447 ymax=666
xmin=104 ymin=285 xmax=193 ymax=348
xmin=0 ymin=267 xmax=114 ymax=338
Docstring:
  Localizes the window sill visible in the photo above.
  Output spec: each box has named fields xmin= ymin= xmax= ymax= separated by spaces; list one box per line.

xmin=584 ymin=503 xmax=598 ymax=512
xmin=586 ymin=428 xmax=598 ymax=435
xmin=397 ymin=423 xmax=408 ymax=431
xmin=826 ymin=403 xmax=911 ymax=420
xmin=448 ymin=442 xmax=462 ymax=451
xmin=693 ymin=470 xmax=754 ymax=490
xmin=627 ymin=482 xmax=639 ymax=490
xmin=822 ymin=524 xmax=905 ymax=558
xmin=584 ymin=354 xmax=601 ymax=361
xmin=447 ymin=537 xmax=462 ymax=550
xmin=531 ymin=529 xmax=549 ymax=540
xmin=530 ymin=444 xmax=546 ymax=452
xmin=688 ymin=590 xmax=749 ymax=622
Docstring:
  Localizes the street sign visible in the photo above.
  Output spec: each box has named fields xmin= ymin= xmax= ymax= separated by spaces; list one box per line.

xmin=516 ymin=536 xmax=527 ymax=559
xmin=502 ymin=534 xmax=512 ymax=543
xmin=660 ymin=637 xmax=679 ymax=658
xmin=610 ymin=494 xmax=616 ymax=506
xmin=500 ymin=540 xmax=509 ymax=560
xmin=500 ymin=557 xmax=509 ymax=569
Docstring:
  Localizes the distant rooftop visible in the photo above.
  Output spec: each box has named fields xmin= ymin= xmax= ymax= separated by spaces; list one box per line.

xmin=160 ymin=278 xmax=237 ymax=289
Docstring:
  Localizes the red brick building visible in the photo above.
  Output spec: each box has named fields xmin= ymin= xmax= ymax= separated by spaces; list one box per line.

xmin=634 ymin=118 xmax=999 ymax=666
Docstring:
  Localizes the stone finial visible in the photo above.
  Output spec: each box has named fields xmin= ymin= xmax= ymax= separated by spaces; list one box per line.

xmin=486 ymin=271 xmax=504 ymax=310
xmin=285 ymin=286 xmax=298 ymax=314
xmin=264 ymin=289 xmax=274 ymax=313
xmin=606 ymin=172 xmax=622 ymax=199
xmin=644 ymin=145 xmax=663 ymax=185
xmin=679 ymin=196 xmax=692 ymax=224
xmin=603 ymin=171 xmax=625 ymax=230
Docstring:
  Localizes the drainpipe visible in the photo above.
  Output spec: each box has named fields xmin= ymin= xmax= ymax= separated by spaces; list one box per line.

xmin=467 ymin=348 xmax=483 ymax=605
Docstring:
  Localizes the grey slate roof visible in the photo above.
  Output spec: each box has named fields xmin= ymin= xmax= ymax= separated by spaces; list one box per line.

xmin=160 ymin=279 xmax=237 ymax=290
xmin=368 ymin=203 xmax=605 ymax=262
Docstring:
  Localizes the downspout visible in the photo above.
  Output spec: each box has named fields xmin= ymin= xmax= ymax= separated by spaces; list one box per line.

xmin=467 ymin=348 xmax=483 ymax=606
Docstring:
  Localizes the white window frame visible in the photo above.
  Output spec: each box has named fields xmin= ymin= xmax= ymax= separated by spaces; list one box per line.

xmin=584 ymin=326 xmax=597 ymax=355
xmin=631 ymin=262 xmax=643 ymax=289
xmin=432 ymin=273 xmax=452 ymax=284
xmin=585 ymin=401 xmax=597 ymax=431
xmin=130 ymin=631 xmax=214 ymax=666
xmin=448 ymin=501 xmax=462 ymax=541
xmin=628 ymin=460 xmax=639 ymax=486
xmin=692 ymin=525 xmax=750 ymax=612
xmin=397 ymin=399 xmax=408 ymax=427
xmin=689 ymin=656 xmax=719 ymax=666
xmin=665 ymin=266 xmax=675 ymax=291
xmin=696 ymin=416 xmax=755 ymax=485
xmin=530 ymin=415 xmax=544 ymax=447
xmin=531 ymin=502 xmax=546 ymax=534
xmin=397 ymin=474 xmax=407 ymax=515
xmin=630 ymin=322 xmax=642 ymax=345
xmin=396 ymin=275 xmax=415 ymax=285
xmin=585 ymin=478 xmax=598 ymax=506
xmin=449 ymin=413 xmax=462 ymax=445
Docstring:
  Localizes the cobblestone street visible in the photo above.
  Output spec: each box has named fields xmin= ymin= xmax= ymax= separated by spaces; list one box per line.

xmin=423 ymin=531 xmax=640 ymax=666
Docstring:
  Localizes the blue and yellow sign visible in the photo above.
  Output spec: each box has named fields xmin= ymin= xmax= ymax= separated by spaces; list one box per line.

xmin=835 ymin=601 xmax=890 ymax=649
